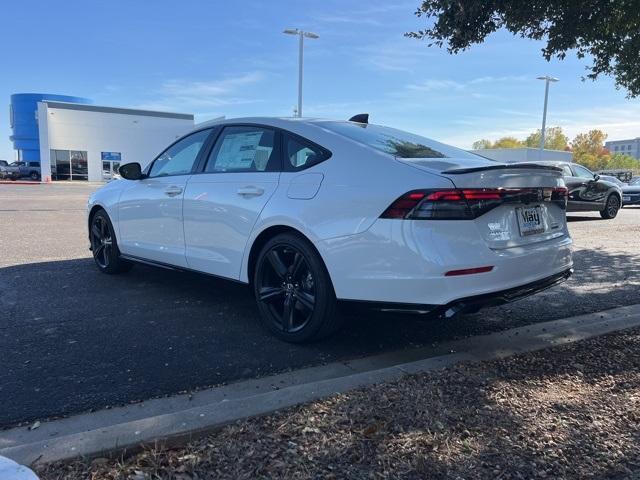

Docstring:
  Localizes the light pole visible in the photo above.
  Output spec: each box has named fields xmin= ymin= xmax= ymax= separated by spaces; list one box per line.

xmin=283 ymin=28 xmax=319 ymax=117
xmin=536 ymin=76 xmax=559 ymax=156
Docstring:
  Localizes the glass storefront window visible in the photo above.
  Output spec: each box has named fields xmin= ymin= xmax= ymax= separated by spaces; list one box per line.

xmin=70 ymin=151 xmax=88 ymax=181
xmin=50 ymin=150 xmax=88 ymax=181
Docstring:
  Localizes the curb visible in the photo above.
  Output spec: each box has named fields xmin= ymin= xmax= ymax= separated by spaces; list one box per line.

xmin=2 ymin=303 xmax=640 ymax=466
xmin=0 ymin=181 xmax=44 ymax=185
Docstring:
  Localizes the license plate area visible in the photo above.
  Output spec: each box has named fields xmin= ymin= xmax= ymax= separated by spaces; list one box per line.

xmin=516 ymin=206 xmax=545 ymax=236
xmin=623 ymin=196 xmax=631 ymax=202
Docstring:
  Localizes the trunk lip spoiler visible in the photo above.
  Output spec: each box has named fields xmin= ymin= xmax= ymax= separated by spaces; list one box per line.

xmin=442 ymin=163 xmax=563 ymax=175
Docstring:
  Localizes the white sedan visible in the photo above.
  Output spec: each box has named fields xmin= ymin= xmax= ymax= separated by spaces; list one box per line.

xmin=88 ymin=116 xmax=573 ymax=342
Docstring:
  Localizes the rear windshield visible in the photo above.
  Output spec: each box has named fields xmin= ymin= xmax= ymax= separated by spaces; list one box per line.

xmin=318 ymin=121 xmax=481 ymax=159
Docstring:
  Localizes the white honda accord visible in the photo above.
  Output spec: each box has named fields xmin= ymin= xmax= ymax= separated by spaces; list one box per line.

xmin=88 ymin=116 xmax=573 ymax=342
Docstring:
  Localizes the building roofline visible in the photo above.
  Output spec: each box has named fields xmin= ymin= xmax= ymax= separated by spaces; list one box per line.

xmin=470 ymin=147 xmax=571 ymax=154
xmin=41 ymin=101 xmax=194 ymax=120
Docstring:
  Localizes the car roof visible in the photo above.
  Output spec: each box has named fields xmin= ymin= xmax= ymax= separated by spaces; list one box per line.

xmin=195 ymin=116 xmax=345 ymax=128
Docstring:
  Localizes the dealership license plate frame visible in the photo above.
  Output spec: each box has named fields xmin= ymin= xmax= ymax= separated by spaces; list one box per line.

xmin=516 ymin=205 xmax=545 ymax=236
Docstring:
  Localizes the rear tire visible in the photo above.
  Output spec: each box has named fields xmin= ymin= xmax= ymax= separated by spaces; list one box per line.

xmin=90 ymin=209 xmax=133 ymax=274
xmin=600 ymin=194 xmax=620 ymax=219
xmin=253 ymin=232 xmax=341 ymax=343
xmin=30 ymin=171 xmax=39 ymax=180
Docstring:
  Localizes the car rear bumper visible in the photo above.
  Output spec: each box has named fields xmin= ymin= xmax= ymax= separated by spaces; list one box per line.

xmin=318 ymin=218 xmax=573 ymax=305
xmin=347 ymin=267 xmax=573 ymax=316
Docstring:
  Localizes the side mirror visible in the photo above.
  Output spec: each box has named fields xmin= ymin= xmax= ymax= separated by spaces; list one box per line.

xmin=118 ymin=162 xmax=144 ymax=180
xmin=593 ymin=174 xmax=600 ymax=181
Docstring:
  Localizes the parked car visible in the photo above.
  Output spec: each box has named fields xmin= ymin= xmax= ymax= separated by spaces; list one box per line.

xmin=622 ymin=177 xmax=640 ymax=206
xmin=599 ymin=175 xmax=626 ymax=187
xmin=0 ymin=160 xmax=20 ymax=180
xmin=536 ymin=162 xmax=623 ymax=219
xmin=9 ymin=161 xmax=41 ymax=180
xmin=88 ymin=117 xmax=573 ymax=342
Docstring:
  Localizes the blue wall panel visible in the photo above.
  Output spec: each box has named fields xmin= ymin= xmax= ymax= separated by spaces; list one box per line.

xmin=10 ymin=93 xmax=92 ymax=161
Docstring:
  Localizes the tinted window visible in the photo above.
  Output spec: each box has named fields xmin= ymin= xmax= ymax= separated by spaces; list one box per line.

xmin=205 ymin=126 xmax=276 ymax=173
xmin=573 ymin=165 xmax=594 ymax=179
xmin=29 ymin=162 xmax=40 ymax=167
xmin=561 ymin=165 xmax=573 ymax=176
xmin=318 ymin=121 xmax=481 ymax=159
xmin=285 ymin=135 xmax=325 ymax=169
xmin=150 ymin=129 xmax=211 ymax=178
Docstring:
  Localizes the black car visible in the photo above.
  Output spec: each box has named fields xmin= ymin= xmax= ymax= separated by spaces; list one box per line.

xmin=537 ymin=161 xmax=623 ymax=219
xmin=622 ymin=177 xmax=640 ymax=206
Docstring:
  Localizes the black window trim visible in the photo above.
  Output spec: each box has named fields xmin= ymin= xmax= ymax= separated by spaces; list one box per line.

xmin=142 ymin=122 xmax=333 ymax=178
xmin=281 ymin=130 xmax=332 ymax=172
xmin=199 ymin=124 xmax=283 ymax=174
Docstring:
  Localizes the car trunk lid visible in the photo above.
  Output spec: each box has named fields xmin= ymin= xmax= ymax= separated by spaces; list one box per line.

xmin=399 ymin=158 xmax=568 ymax=249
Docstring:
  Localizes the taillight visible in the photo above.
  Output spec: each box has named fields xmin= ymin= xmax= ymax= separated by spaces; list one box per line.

xmin=380 ymin=188 xmax=501 ymax=220
xmin=551 ymin=187 xmax=568 ymax=209
xmin=380 ymin=187 xmax=568 ymax=220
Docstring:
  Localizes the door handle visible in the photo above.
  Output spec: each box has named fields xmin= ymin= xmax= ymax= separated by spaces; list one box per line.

xmin=164 ymin=186 xmax=183 ymax=197
xmin=237 ymin=186 xmax=264 ymax=197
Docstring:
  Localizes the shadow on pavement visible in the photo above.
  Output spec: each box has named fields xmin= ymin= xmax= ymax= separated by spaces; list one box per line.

xmin=1 ymin=245 xmax=638 ymax=427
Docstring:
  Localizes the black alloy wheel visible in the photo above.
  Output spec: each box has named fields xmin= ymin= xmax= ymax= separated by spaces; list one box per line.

xmin=600 ymin=194 xmax=620 ymax=219
xmin=254 ymin=233 xmax=340 ymax=342
xmin=90 ymin=210 xmax=133 ymax=274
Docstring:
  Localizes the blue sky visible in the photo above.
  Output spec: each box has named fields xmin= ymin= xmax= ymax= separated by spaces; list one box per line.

xmin=2 ymin=0 xmax=640 ymax=160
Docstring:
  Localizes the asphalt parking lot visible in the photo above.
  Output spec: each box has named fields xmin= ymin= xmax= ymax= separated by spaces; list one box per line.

xmin=1 ymin=183 xmax=639 ymax=428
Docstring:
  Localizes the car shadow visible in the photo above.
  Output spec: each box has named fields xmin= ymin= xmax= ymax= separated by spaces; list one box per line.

xmin=566 ymin=215 xmax=603 ymax=222
xmin=1 ymin=245 xmax=639 ymax=427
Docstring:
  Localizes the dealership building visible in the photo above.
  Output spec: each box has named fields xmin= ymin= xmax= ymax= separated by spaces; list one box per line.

xmin=9 ymin=93 xmax=195 ymax=182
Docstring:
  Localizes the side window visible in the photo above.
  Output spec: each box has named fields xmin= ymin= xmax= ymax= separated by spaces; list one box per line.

xmin=285 ymin=135 xmax=326 ymax=170
xmin=573 ymin=165 xmax=594 ymax=179
xmin=149 ymin=129 xmax=211 ymax=178
xmin=562 ymin=165 xmax=573 ymax=177
xmin=205 ymin=126 xmax=277 ymax=173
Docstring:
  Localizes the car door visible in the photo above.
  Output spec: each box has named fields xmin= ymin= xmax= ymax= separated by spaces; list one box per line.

xmin=117 ymin=129 xmax=213 ymax=267
xmin=567 ymin=164 xmax=608 ymax=210
xmin=183 ymin=125 xmax=281 ymax=279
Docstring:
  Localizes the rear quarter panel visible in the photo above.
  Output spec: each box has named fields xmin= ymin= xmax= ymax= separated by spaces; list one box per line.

xmin=239 ymin=123 xmax=456 ymax=282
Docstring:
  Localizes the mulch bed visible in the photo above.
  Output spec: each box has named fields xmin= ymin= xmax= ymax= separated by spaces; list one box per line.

xmin=38 ymin=327 xmax=640 ymax=479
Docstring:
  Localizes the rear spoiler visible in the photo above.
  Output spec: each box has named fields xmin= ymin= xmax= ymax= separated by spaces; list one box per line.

xmin=443 ymin=163 xmax=563 ymax=174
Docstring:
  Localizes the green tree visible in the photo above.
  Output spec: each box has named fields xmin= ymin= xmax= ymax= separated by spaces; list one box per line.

xmin=571 ymin=130 xmax=608 ymax=163
xmin=492 ymin=137 xmax=524 ymax=149
xmin=408 ymin=1 xmax=640 ymax=96
xmin=524 ymin=127 xmax=569 ymax=151
xmin=608 ymin=153 xmax=640 ymax=171
xmin=472 ymin=139 xmax=492 ymax=150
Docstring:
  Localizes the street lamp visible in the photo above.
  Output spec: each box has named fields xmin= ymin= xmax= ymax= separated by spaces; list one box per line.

xmin=283 ymin=28 xmax=319 ymax=117
xmin=536 ymin=76 xmax=559 ymax=155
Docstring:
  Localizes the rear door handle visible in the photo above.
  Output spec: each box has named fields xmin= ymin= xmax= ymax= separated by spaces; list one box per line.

xmin=164 ymin=186 xmax=183 ymax=197
xmin=237 ymin=186 xmax=264 ymax=197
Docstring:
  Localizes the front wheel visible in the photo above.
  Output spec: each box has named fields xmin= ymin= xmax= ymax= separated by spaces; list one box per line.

xmin=600 ymin=194 xmax=620 ymax=219
xmin=30 ymin=171 xmax=39 ymax=180
xmin=253 ymin=233 xmax=341 ymax=343
xmin=90 ymin=210 xmax=133 ymax=274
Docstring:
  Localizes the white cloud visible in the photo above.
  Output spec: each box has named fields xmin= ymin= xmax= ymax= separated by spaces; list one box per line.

xmin=134 ymin=72 xmax=265 ymax=112
xmin=314 ymin=14 xmax=382 ymax=27
xmin=406 ymin=79 xmax=465 ymax=92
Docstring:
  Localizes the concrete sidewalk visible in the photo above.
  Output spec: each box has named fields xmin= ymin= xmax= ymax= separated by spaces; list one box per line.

xmin=3 ymin=303 xmax=640 ymax=466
